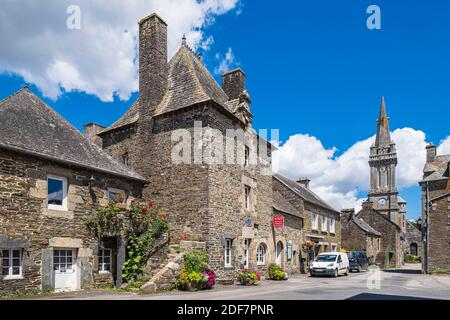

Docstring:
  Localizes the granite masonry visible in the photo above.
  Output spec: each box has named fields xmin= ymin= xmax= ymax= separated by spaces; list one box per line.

xmin=341 ymin=98 xmax=405 ymax=268
xmin=0 ymin=89 xmax=146 ymax=292
xmin=420 ymin=144 xmax=450 ymax=273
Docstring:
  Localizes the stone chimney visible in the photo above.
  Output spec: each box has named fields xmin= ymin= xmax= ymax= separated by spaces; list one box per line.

xmin=426 ymin=143 xmax=437 ymax=163
xmin=83 ymin=123 xmax=105 ymax=147
xmin=341 ymin=208 xmax=355 ymax=221
xmin=138 ymin=13 xmax=168 ymax=112
xmin=222 ymin=68 xmax=245 ymax=100
xmin=297 ymin=177 xmax=310 ymax=189
xmin=362 ymin=201 xmax=374 ymax=210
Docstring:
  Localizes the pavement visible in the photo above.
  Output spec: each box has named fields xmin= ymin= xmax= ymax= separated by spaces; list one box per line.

xmin=29 ymin=264 xmax=450 ymax=300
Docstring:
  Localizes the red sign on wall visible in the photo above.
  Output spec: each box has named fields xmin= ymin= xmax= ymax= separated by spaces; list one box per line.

xmin=272 ymin=215 xmax=284 ymax=228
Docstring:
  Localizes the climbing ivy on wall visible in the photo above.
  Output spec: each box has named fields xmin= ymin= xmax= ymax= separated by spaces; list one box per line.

xmin=85 ymin=200 xmax=169 ymax=283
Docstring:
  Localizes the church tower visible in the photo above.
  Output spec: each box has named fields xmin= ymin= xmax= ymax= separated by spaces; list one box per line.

xmin=368 ymin=97 xmax=403 ymax=226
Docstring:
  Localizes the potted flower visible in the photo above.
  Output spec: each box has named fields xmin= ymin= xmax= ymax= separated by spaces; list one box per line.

xmin=237 ymin=269 xmax=261 ymax=286
xmin=268 ymin=263 xmax=288 ymax=280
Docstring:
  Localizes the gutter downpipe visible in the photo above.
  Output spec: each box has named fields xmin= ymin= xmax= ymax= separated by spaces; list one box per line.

xmin=424 ymin=182 xmax=430 ymax=274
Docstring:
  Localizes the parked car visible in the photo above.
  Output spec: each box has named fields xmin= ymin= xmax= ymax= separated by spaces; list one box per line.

xmin=309 ymin=252 xmax=349 ymax=277
xmin=347 ymin=251 xmax=370 ymax=272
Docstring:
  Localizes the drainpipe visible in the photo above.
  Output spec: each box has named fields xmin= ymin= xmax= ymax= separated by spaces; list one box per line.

xmin=424 ymin=182 xmax=430 ymax=274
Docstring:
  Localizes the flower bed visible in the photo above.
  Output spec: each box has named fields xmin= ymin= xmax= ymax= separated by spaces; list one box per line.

xmin=267 ymin=263 xmax=288 ymax=280
xmin=176 ymin=249 xmax=217 ymax=291
xmin=237 ymin=269 xmax=261 ymax=286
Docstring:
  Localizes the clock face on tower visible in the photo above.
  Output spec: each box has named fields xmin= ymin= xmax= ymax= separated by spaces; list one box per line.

xmin=378 ymin=198 xmax=386 ymax=205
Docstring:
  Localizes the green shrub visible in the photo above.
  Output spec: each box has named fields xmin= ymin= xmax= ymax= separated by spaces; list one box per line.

xmin=404 ymin=254 xmax=421 ymax=263
xmin=184 ymin=249 xmax=209 ymax=273
xmin=267 ymin=263 xmax=287 ymax=280
xmin=237 ymin=269 xmax=260 ymax=285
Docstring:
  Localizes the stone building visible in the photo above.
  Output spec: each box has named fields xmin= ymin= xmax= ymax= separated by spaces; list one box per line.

xmin=404 ymin=220 xmax=422 ymax=257
xmin=0 ymin=88 xmax=146 ymax=292
xmin=272 ymin=174 xmax=341 ymax=267
xmin=272 ymin=191 xmax=304 ymax=274
xmin=419 ymin=144 xmax=450 ymax=273
xmin=355 ymin=201 xmax=403 ymax=267
xmin=341 ymin=209 xmax=381 ymax=263
xmin=93 ymin=13 xmax=299 ymax=280
xmin=368 ymin=97 xmax=406 ymax=232
xmin=341 ymin=98 xmax=405 ymax=268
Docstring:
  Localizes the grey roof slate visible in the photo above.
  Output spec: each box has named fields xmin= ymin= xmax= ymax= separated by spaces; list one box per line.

xmin=100 ymin=44 xmax=237 ymax=134
xmin=273 ymin=191 xmax=303 ymax=218
xmin=273 ymin=174 xmax=339 ymax=214
xmin=422 ymin=155 xmax=450 ymax=182
xmin=0 ymin=88 xmax=146 ymax=182
xmin=352 ymin=216 xmax=382 ymax=236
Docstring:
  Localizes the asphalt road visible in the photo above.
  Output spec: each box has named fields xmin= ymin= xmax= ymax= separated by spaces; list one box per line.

xmin=37 ymin=264 xmax=450 ymax=300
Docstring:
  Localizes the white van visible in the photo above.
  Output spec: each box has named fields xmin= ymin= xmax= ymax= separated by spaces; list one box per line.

xmin=310 ymin=252 xmax=349 ymax=277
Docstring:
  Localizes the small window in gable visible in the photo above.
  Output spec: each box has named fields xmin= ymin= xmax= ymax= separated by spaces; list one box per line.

xmin=107 ymin=188 xmax=126 ymax=204
xmin=47 ymin=175 xmax=68 ymax=211
xmin=122 ymin=153 xmax=129 ymax=167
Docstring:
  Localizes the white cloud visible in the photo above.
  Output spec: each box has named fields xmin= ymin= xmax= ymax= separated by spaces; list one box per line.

xmin=214 ymin=47 xmax=237 ymax=74
xmin=0 ymin=0 xmax=239 ymax=102
xmin=273 ymin=128 xmax=430 ymax=211
xmin=437 ymin=136 xmax=450 ymax=155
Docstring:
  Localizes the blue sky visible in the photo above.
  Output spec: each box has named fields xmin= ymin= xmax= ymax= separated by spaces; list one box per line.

xmin=1 ymin=0 xmax=449 ymax=219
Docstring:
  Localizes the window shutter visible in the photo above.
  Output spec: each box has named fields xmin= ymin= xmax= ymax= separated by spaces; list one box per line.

xmin=41 ymin=248 xmax=54 ymax=290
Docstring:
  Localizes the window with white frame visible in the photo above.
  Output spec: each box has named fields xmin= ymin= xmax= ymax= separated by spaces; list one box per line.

xmin=330 ymin=218 xmax=336 ymax=234
xmin=1 ymin=249 xmax=22 ymax=279
xmin=311 ymin=213 xmax=319 ymax=230
xmin=107 ymin=188 xmax=126 ymax=204
xmin=243 ymin=239 xmax=250 ymax=269
xmin=256 ymin=243 xmax=266 ymax=265
xmin=53 ymin=249 xmax=73 ymax=272
xmin=244 ymin=185 xmax=251 ymax=211
xmin=47 ymin=175 xmax=68 ymax=211
xmin=321 ymin=215 xmax=328 ymax=232
xmin=224 ymin=239 xmax=232 ymax=268
xmin=244 ymin=146 xmax=250 ymax=166
xmin=98 ymin=249 xmax=112 ymax=272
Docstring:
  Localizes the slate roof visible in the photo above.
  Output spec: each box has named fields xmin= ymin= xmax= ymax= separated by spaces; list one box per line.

xmin=100 ymin=44 xmax=235 ymax=134
xmin=0 ymin=88 xmax=146 ymax=182
xmin=352 ymin=216 xmax=382 ymax=236
xmin=272 ymin=191 xmax=303 ymax=218
xmin=422 ymin=155 xmax=450 ymax=182
xmin=273 ymin=174 xmax=339 ymax=214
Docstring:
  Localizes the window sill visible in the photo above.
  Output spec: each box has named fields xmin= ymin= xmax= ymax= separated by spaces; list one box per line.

xmin=99 ymin=271 xmax=112 ymax=275
xmin=2 ymin=276 xmax=24 ymax=281
xmin=43 ymin=208 xmax=74 ymax=219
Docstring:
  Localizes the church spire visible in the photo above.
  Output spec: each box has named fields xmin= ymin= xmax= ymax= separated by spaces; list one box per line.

xmin=375 ymin=96 xmax=391 ymax=146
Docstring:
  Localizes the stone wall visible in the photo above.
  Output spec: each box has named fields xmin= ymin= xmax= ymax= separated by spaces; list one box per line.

xmin=341 ymin=215 xmax=381 ymax=262
xmin=0 ymin=149 xmax=142 ymax=291
xmin=405 ymin=221 xmax=423 ymax=258
xmin=358 ymin=207 xmax=403 ymax=268
xmin=423 ymin=179 xmax=450 ymax=272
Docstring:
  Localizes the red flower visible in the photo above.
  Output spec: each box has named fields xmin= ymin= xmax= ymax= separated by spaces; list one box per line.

xmin=147 ymin=201 xmax=154 ymax=207
xmin=142 ymin=207 xmax=148 ymax=214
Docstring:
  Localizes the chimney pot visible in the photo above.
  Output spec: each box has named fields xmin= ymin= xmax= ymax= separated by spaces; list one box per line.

xmin=297 ymin=177 xmax=310 ymax=189
xmin=222 ymin=68 xmax=246 ymax=100
xmin=426 ymin=143 xmax=437 ymax=163
xmin=362 ymin=201 xmax=374 ymax=210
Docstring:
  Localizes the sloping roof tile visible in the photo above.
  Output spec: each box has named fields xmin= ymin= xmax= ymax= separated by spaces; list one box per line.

xmin=273 ymin=191 xmax=303 ymax=218
xmin=422 ymin=155 xmax=450 ymax=182
xmin=352 ymin=216 xmax=382 ymax=236
xmin=273 ymin=174 xmax=339 ymax=213
xmin=0 ymin=88 xmax=146 ymax=182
